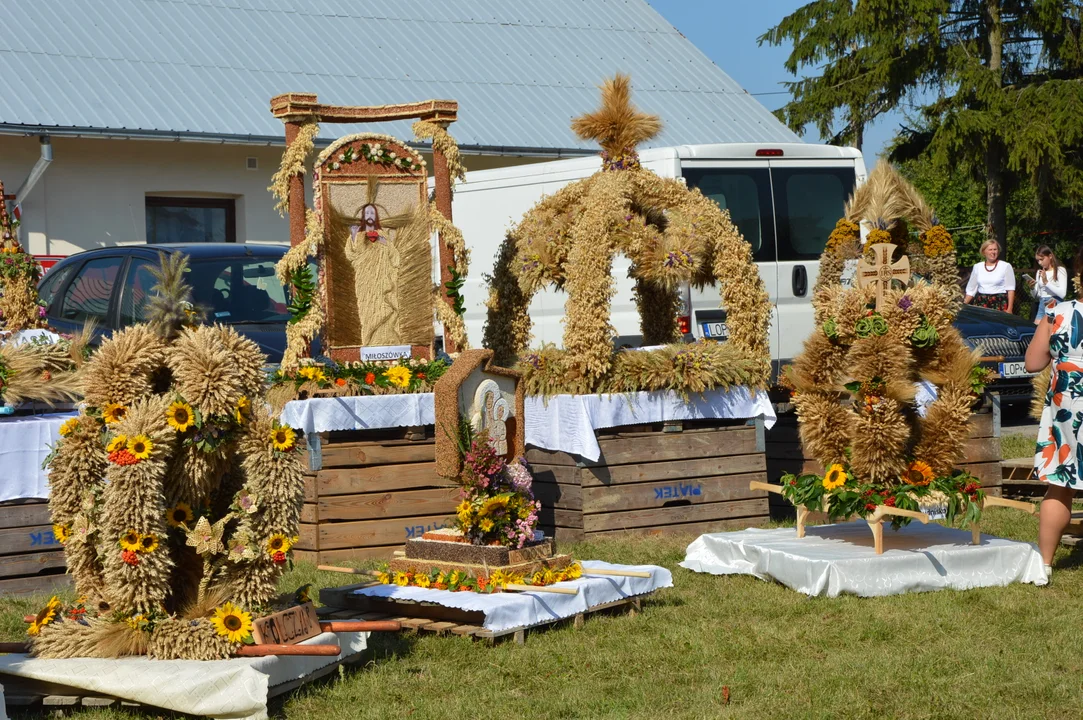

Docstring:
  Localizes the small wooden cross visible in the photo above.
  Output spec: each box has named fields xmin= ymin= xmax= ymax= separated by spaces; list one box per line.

xmin=856 ymin=243 xmax=910 ymax=309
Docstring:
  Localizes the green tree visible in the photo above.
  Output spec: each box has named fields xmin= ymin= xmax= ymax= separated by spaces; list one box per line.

xmin=761 ymin=1 xmax=1083 ymax=254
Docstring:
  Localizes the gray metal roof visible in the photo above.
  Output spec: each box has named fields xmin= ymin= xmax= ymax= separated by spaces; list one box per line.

xmin=0 ymin=0 xmax=800 ymax=153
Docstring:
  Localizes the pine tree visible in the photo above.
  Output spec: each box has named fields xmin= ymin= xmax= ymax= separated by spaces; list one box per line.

xmin=761 ymin=1 xmax=1083 ymax=253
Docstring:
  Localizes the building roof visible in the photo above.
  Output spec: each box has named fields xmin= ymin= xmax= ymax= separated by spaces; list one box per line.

xmin=0 ymin=0 xmax=800 ymax=154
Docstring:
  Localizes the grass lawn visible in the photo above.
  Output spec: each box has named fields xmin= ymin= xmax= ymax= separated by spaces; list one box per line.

xmin=1001 ymin=433 xmax=1036 ymax=460
xmin=3 ymin=507 xmax=1082 ymax=719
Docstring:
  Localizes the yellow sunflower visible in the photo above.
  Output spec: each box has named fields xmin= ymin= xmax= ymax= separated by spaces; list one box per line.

xmin=479 ymin=518 xmax=495 ymax=532
xmin=266 ymin=533 xmax=292 ymax=555
xmin=52 ymin=523 xmax=70 ymax=544
xmin=119 ymin=529 xmax=142 ymax=552
xmin=822 ymin=464 xmax=848 ymax=491
xmin=127 ymin=435 xmax=153 ymax=459
xmin=478 ymin=495 xmax=510 ymax=517
xmin=106 ymin=435 xmax=127 ymax=453
xmin=375 ymin=571 xmax=391 ymax=584
xmin=489 ymin=570 xmax=510 ymax=588
xmin=298 ymin=366 xmax=327 ymax=384
xmin=58 ymin=418 xmax=80 ymax=437
xmin=166 ymin=401 xmax=195 ymax=432
xmin=414 ymin=573 xmax=431 ymax=588
xmin=384 ymin=365 xmax=412 ymax=388
xmin=139 ymin=533 xmax=159 ymax=553
xmin=166 ymin=502 xmax=194 ymax=528
xmin=905 ymin=460 xmax=935 ymax=487
xmin=211 ymin=602 xmax=253 ymax=644
xmin=270 ymin=425 xmax=296 ymax=452
xmin=393 ymin=571 xmax=410 ymax=586
xmin=565 ymin=562 xmax=583 ymax=580
xmin=233 ymin=396 xmax=251 ymax=424
xmin=102 ymin=402 xmax=128 ymax=425
xmin=455 ymin=500 xmax=474 ymax=524
xmin=26 ymin=596 xmax=61 ymax=636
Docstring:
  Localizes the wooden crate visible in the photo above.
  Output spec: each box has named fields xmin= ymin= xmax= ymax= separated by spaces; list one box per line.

xmin=765 ymin=394 xmax=1004 ymax=519
xmin=527 ymin=419 xmax=770 ymax=542
xmin=0 ymin=499 xmax=72 ymax=597
xmin=295 ymin=427 xmax=459 ymax=564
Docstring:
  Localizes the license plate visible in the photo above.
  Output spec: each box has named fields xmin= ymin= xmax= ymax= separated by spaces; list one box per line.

xmin=999 ymin=361 xmax=1034 ymax=379
xmin=702 ymin=322 xmax=729 ymax=340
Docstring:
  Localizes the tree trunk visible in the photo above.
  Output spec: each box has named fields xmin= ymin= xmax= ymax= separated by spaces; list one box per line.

xmin=984 ymin=0 xmax=1006 ymax=251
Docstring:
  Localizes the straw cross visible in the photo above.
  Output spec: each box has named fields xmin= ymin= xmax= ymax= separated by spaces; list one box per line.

xmin=856 ymin=243 xmax=910 ymax=310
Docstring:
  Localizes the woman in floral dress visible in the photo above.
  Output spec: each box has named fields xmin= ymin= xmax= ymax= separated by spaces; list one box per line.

xmin=1027 ymin=245 xmax=1083 ymax=571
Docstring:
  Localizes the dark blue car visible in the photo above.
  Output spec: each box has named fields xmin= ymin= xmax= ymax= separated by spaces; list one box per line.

xmin=37 ymin=243 xmax=293 ymax=363
xmin=953 ymin=303 xmax=1037 ymax=400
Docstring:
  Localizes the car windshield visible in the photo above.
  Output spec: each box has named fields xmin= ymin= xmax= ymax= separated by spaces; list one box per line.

xmin=189 ymin=257 xmax=290 ymax=324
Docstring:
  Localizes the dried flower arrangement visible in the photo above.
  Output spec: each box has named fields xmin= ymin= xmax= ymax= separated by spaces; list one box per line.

xmin=483 ymin=75 xmax=772 ymax=395
xmin=266 ymin=356 xmax=450 ymax=412
xmin=34 ymin=253 xmax=307 ymax=660
xmin=783 ymin=161 xmax=984 ymax=528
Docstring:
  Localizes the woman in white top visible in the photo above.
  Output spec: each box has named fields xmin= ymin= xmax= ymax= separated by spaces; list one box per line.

xmin=964 ymin=239 xmax=1015 ymax=313
xmin=1026 ymin=245 xmax=1067 ymax=324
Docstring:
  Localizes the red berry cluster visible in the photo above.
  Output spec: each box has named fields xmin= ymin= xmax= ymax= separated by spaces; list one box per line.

xmin=108 ymin=449 xmax=139 ymax=466
xmin=272 ymin=551 xmax=287 ymax=565
xmin=121 ymin=549 xmax=140 ymax=566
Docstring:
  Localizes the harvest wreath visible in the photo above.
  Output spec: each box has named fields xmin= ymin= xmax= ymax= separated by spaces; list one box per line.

xmin=756 ymin=162 xmax=1037 ymax=553
xmin=483 ymin=75 xmax=771 ymax=396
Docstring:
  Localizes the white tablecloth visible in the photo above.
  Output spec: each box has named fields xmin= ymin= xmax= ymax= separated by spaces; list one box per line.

xmin=349 ymin=561 xmax=672 ymax=633
xmin=0 ymin=412 xmax=76 ymax=503
xmin=280 ymin=394 xmax=435 ymax=435
xmin=0 ymin=631 xmax=367 ymax=720
xmin=680 ymin=521 xmax=1047 ymax=597
xmin=524 ymin=387 xmax=776 ymax=462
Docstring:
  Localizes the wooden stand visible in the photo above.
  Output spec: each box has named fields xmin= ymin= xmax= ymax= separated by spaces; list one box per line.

xmin=750 ymin=480 xmax=1038 ymax=554
xmin=527 ymin=419 xmax=769 ymax=542
xmin=767 ymin=399 xmax=1003 ymax=521
xmin=295 ymin=427 xmax=458 ymax=564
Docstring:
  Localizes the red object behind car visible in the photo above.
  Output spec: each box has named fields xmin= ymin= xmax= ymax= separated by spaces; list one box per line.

xmin=34 ymin=255 xmax=67 ymax=273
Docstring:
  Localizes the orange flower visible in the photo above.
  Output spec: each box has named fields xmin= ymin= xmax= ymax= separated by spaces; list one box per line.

xmin=904 ymin=460 xmax=934 ymax=487
xmin=335 ymin=378 xmax=347 ymax=387
xmin=365 ymin=372 xmax=376 ymax=384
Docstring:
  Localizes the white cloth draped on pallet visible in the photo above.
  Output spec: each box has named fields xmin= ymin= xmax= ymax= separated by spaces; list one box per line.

xmin=524 ymin=387 xmax=776 ymax=462
xmin=349 ymin=561 xmax=672 ymax=633
xmin=680 ymin=521 xmax=1047 ymax=597
xmin=0 ymin=412 xmax=77 ymax=503
xmin=0 ymin=631 xmax=368 ymax=720
xmin=280 ymin=394 xmax=435 ymax=435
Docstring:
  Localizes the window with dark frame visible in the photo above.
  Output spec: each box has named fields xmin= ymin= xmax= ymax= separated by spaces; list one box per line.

xmin=145 ymin=197 xmax=236 ymax=244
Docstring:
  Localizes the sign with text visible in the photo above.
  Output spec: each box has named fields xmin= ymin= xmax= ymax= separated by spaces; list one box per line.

xmin=251 ymin=602 xmax=322 ymax=645
xmin=360 ymin=345 xmax=412 ymax=362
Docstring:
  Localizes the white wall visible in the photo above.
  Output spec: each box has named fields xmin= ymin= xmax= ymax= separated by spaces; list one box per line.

xmin=0 ymin=135 xmax=544 ymax=256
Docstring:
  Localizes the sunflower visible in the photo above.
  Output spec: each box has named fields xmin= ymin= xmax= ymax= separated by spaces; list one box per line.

xmin=489 ymin=569 xmax=510 ymax=588
xmin=166 ymin=401 xmax=195 ymax=432
xmin=211 ymin=602 xmax=253 ymax=644
xmin=166 ymin=502 xmax=194 ymax=528
xmin=52 ymin=523 xmax=70 ymax=544
xmin=127 ymin=435 xmax=153 ymax=459
xmin=119 ymin=529 xmax=142 ymax=552
xmin=139 ymin=533 xmax=159 ymax=553
xmin=822 ymin=464 xmax=848 ymax=491
xmin=455 ymin=499 xmax=474 ymax=524
xmin=478 ymin=495 xmax=510 ymax=517
xmin=233 ymin=396 xmax=251 ymax=424
xmin=384 ymin=365 xmax=412 ymax=388
xmin=266 ymin=533 xmax=292 ymax=555
xmin=479 ymin=518 xmax=495 ymax=532
xmin=565 ymin=562 xmax=583 ymax=580
xmin=905 ymin=460 xmax=935 ymax=487
xmin=102 ymin=403 xmax=128 ymax=425
xmin=26 ymin=596 xmax=61 ymax=636
xmin=106 ymin=435 xmax=127 ymax=453
xmin=393 ymin=571 xmax=410 ymax=586
xmin=270 ymin=425 xmax=296 ymax=452
xmin=414 ymin=573 xmax=431 ymax=588
xmin=58 ymin=417 xmax=80 ymax=437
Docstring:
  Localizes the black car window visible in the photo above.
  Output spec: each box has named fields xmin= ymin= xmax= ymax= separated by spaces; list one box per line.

xmin=38 ymin=264 xmax=75 ymax=310
xmin=119 ymin=259 xmax=160 ymax=326
xmin=188 ymin=258 xmax=290 ymax=324
xmin=682 ymin=168 xmax=775 ymax=263
xmin=772 ymin=167 xmax=856 ymax=260
xmin=60 ymin=256 xmax=122 ymax=324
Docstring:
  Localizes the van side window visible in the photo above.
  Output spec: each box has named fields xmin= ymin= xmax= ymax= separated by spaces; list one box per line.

xmin=772 ymin=168 xmax=855 ymax=260
xmin=682 ymin=168 xmax=775 ymax=263
xmin=60 ymin=256 xmax=122 ymax=325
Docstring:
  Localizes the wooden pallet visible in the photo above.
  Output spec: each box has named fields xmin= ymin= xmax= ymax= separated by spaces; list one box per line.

xmin=318 ymin=582 xmax=648 ymax=645
xmin=528 ymin=419 xmax=770 ymax=542
xmin=0 ymin=499 xmax=72 ymax=597
xmin=295 ymin=427 xmax=458 ymax=564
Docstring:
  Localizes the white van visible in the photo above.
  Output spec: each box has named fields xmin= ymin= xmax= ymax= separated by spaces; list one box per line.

xmin=450 ymin=143 xmax=867 ymax=379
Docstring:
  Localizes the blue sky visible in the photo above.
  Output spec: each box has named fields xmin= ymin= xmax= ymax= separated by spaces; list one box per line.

xmin=647 ymin=0 xmax=899 ymax=160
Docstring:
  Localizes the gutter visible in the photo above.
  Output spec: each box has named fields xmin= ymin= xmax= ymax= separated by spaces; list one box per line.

xmin=14 ymin=136 xmax=52 ymax=205
xmin=0 ymin=124 xmax=595 ymax=158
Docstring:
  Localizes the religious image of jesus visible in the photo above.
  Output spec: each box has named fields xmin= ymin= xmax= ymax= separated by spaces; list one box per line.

xmin=349 ymin=204 xmax=386 ymax=246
